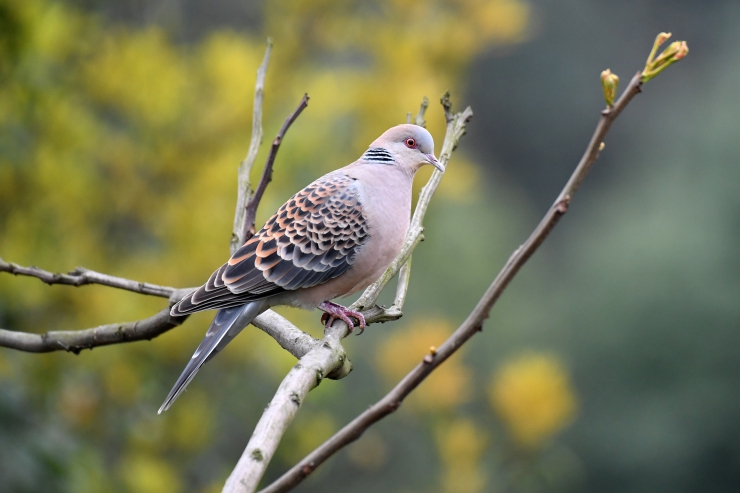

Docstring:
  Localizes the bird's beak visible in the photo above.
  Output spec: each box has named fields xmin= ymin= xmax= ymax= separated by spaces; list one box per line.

xmin=425 ymin=154 xmax=444 ymax=173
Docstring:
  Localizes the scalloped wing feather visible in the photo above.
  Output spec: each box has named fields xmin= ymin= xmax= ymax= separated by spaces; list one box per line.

xmin=171 ymin=174 xmax=369 ymax=316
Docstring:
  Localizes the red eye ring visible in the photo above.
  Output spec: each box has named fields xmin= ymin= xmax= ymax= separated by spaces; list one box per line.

xmin=405 ymin=138 xmax=417 ymax=148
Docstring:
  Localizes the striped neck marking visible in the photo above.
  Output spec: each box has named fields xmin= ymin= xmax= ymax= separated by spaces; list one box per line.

xmin=362 ymin=147 xmax=395 ymax=164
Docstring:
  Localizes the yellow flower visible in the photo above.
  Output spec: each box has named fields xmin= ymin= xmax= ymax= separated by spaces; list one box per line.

xmin=435 ymin=418 xmax=488 ymax=493
xmin=489 ymin=352 xmax=577 ymax=448
xmin=119 ymin=453 xmax=182 ymax=493
xmin=164 ymin=389 xmax=215 ymax=452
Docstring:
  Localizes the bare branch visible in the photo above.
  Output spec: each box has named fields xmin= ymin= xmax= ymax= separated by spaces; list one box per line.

xmin=414 ymin=96 xmax=429 ymax=128
xmin=0 ymin=307 xmax=187 ymax=354
xmin=251 ymin=310 xmax=319 ymax=359
xmin=241 ymin=94 xmax=310 ymax=243
xmin=0 ymin=296 xmax=326 ymax=358
xmin=222 ymin=323 xmax=347 ymax=493
xmin=393 ymin=255 xmax=412 ymax=308
xmin=0 ymin=257 xmax=178 ymax=299
xmin=257 ymin=74 xmax=645 ymax=493
xmin=232 ymin=39 xmax=273 ymax=255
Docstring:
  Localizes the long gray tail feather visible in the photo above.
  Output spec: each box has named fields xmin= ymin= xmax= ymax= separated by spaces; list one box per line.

xmin=158 ymin=300 xmax=267 ymax=414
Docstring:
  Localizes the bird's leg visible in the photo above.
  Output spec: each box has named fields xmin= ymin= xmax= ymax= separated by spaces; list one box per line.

xmin=319 ymin=301 xmax=366 ymax=335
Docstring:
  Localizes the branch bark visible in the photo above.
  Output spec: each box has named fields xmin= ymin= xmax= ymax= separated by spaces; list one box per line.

xmin=232 ymin=39 xmax=273 ymax=255
xmin=0 ymin=307 xmax=186 ymax=354
xmin=257 ymin=73 xmax=645 ymax=493
xmin=223 ymin=96 xmax=472 ymax=493
xmin=0 ymin=258 xmax=178 ymax=298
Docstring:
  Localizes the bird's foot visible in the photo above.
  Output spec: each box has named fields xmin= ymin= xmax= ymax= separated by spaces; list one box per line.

xmin=319 ymin=301 xmax=366 ymax=335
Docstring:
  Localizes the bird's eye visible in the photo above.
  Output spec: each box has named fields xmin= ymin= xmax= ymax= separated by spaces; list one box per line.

xmin=405 ymin=138 xmax=417 ymax=148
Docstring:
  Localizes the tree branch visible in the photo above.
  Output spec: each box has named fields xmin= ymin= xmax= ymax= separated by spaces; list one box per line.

xmin=0 ymin=307 xmax=187 ymax=354
xmin=241 ymin=94 xmax=310 ymax=243
xmin=232 ymin=39 xmax=273 ymax=255
xmin=222 ymin=96 xmax=472 ymax=493
xmin=257 ymin=73 xmax=645 ymax=493
xmin=250 ymin=310 xmax=319 ymax=359
xmin=414 ymin=96 xmax=429 ymax=127
xmin=0 ymin=258 xmax=178 ymax=299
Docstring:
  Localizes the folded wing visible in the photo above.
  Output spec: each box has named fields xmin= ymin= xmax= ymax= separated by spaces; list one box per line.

xmin=171 ymin=173 xmax=369 ymax=316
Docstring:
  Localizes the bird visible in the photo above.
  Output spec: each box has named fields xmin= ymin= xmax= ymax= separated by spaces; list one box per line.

xmin=159 ymin=123 xmax=442 ymax=413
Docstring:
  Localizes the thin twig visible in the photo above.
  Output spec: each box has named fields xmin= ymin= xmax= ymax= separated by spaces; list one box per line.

xmin=393 ymin=256 xmax=412 ymax=308
xmin=0 ymin=258 xmax=178 ymax=298
xmin=389 ymin=98 xmax=431 ymax=313
xmin=241 ymin=94 xmax=310 ymax=243
xmin=257 ymin=73 xmax=644 ymax=493
xmin=232 ymin=39 xmax=273 ymax=255
xmin=223 ymin=96 xmax=472 ymax=493
xmin=414 ymin=96 xmax=429 ymax=128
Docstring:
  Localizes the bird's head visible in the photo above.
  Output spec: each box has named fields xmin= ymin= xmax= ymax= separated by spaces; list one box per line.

xmin=363 ymin=124 xmax=443 ymax=174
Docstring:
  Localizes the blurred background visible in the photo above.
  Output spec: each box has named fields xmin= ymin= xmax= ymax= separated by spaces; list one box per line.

xmin=1 ymin=0 xmax=738 ymax=492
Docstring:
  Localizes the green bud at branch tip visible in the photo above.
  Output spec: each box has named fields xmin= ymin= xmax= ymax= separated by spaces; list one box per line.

xmin=600 ymin=69 xmax=619 ymax=107
xmin=642 ymin=32 xmax=689 ymax=83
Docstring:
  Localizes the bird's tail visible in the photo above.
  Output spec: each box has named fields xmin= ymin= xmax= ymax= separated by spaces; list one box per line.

xmin=158 ymin=300 xmax=267 ymax=414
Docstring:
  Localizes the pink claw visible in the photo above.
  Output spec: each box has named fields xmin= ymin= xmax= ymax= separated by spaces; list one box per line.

xmin=319 ymin=301 xmax=366 ymax=336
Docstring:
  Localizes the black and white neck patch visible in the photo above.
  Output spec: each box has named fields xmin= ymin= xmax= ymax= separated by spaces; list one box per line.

xmin=362 ymin=147 xmax=395 ymax=164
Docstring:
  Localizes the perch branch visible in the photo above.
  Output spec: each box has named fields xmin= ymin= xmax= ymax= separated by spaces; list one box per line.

xmin=232 ymin=39 xmax=272 ymax=255
xmin=223 ymin=96 xmax=472 ymax=493
xmin=0 ymin=258 xmax=319 ymax=357
xmin=258 ymin=73 xmax=645 ymax=493
xmin=0 ymin=255 xmax=319 ymax=358
xmin=241 ymin=94 xmax=310 ymax=242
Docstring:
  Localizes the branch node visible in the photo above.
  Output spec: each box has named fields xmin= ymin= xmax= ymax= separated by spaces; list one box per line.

xmin=555 ymin=196 xmax=570 ymax=214
xmin=440 ymin=91 xmax=453 ymax=123
xmin=301 ymin=463 xmax=314 ymax=477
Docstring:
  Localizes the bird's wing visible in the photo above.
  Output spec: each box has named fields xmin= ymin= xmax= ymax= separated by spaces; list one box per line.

xmin=171 ymin=173 xmax=370 ymax=316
